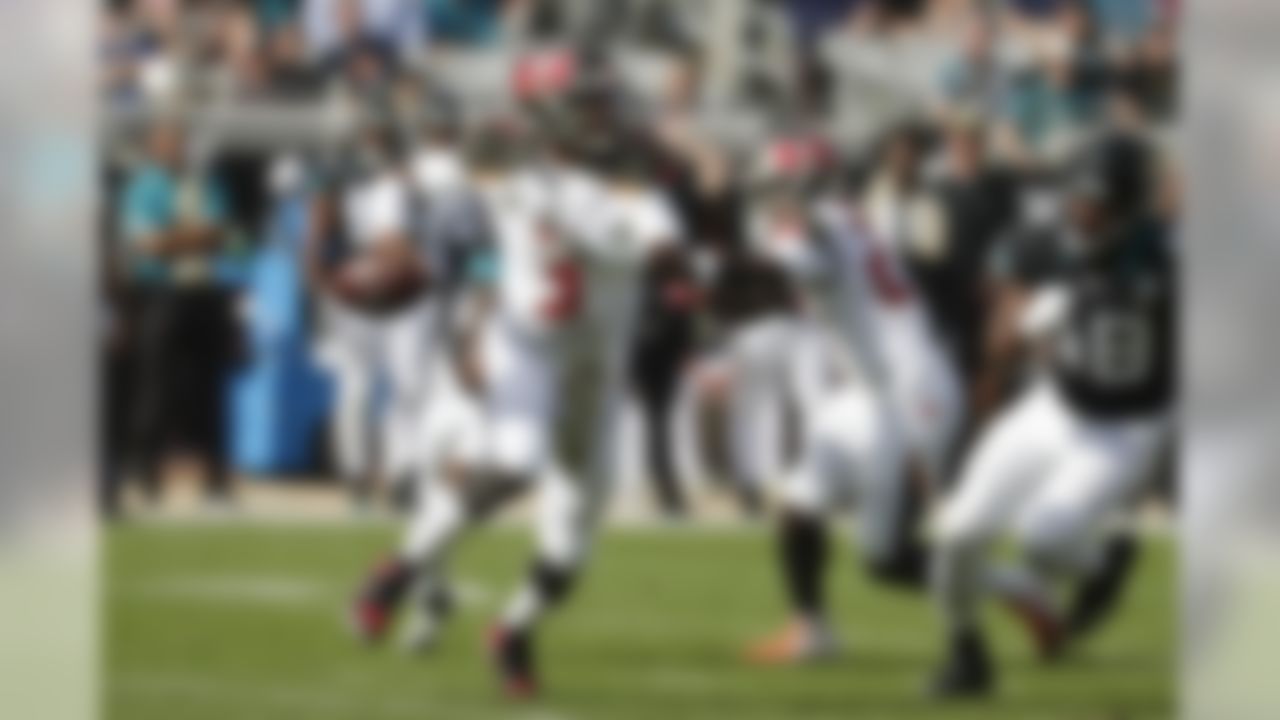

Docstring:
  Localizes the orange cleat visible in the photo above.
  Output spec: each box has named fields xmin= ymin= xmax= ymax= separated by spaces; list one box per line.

xmin=744 ymin=618 xmax=839 ymax=666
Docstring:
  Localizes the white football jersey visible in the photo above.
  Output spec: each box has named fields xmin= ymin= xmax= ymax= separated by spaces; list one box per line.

xmin=753 ymin=198 xmax=940 ymax=392
xmin=343 ymin=173 xmax=412 ymax=249
xmin=472 ymin=169 xmax=566 ymax=337
xmin=751 ymin=198 xmax=963 ymax=480
xmin=570 ymin=179 xmax=680 ymax=352
xmin=491 ymin=164 xmax=680 ymax=346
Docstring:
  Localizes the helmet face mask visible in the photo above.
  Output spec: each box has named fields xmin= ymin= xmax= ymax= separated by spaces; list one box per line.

xmin=1062 ymin=131 xmax=1154 ymax=247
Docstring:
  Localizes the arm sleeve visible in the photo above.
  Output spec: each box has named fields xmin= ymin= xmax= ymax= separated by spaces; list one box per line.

xmin=757 ymin=230 xmax=827 ymax=283
xmin=1017 ymin=283 xmax=1071 ymax=339
xmin=637 ymin=194 xmax=682 ymax=252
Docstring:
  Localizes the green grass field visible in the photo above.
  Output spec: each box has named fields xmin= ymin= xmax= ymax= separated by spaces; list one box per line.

xmin=106 ymin=522 xmax=1173 ymax=719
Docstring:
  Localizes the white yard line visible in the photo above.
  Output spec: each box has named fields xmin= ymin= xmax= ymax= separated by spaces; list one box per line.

xmin=112 ymin=672 xmax=438 ymax=719
xmin=112 ymin=671 xmax=578 ymax=720
xmin=123 ymin=573 xmax=495 ymax=612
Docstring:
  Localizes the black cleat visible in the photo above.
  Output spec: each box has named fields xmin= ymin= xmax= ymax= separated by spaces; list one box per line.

xmin=349 ymin=557 xmax=412 ymax=645
xmin=928 ymin=629 xmax=995 ymax=700
xmin=488 ymin=624 xmax=538 ymax=699
xmin=1068 ymin=534 xmax=1139 ymax=641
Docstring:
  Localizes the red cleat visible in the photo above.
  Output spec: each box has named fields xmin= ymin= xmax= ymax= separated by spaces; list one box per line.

xmin=349 ymin=558 xmax=411 ymax=645
xmin=1004 ymin=596 xmax=1068 ymax=661
xmin=487 ymin=623 xmax=539 ymax=700
xmin=350 ymin=597 xmax=392 ymax=644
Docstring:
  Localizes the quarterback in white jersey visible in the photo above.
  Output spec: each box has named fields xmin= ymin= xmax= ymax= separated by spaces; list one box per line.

xmin=350 ymin=121 xmax=682 ymax=699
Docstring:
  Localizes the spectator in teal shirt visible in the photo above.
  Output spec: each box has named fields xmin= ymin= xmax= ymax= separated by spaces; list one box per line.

xmin=120 ymin=120 xmax=241 ymax=506
xmin=425 ymin=0 xmax=504 ymax=46
xmin=121 ymin=122 xmax=235 ymax=288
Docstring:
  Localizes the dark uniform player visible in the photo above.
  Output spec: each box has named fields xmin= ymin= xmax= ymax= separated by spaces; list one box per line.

xmin=929 ymin=132 xmax=1176 ymax=698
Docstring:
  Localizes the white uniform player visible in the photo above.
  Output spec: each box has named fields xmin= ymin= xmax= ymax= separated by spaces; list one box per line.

xmin=352 ymin=131 xmax=682 ymax=698
xmin=756 ymin=196 xmax=963 ymax=527
xmin=477 ymin=156 xmax=682 ymax=572
xmin=313 ymin=147 xmax=437 ymax=501
xmin=818 ymin=200 xmax=963 ymax=486
xmin=745 ymin=179 xmax=963 ymax=665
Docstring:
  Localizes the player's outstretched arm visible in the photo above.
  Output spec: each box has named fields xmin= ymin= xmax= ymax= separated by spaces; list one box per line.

xmin=971 ymin=280 xmax=1029 ymax=427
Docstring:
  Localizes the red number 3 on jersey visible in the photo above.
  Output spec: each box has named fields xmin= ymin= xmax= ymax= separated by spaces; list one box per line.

xmin=542 ymin=258 xmax=584 ymax=322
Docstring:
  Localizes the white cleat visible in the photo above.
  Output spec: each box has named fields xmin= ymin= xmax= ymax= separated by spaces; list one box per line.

xmin=399 ymin=609 xmax=443 ymax=655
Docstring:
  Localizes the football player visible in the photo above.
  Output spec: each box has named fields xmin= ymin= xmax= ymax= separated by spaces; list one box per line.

xmin=307 ymin=118 xmax=436 ymax=507
xmin=482 ymin=118 xmax=686 ymax=697
xmin=927 ymin=132 xmax=1175 ymax=698
xmin=741 ymin=137 xmax=964 ymax=663
xmin=349 ymin=98 xmax=685 ymax=698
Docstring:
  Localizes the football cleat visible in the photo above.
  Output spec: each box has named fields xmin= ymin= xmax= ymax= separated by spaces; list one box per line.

xmin=744 ymin=618 xmax=839 ymax=666
xmin=1004 ymin=594 xmax=1068 ymax=661
xmin=927 ymin=629 xmax=994 ymax=700
xmin=488 ymin=624 xmax=538 ymax=700
xmin=400 ymin=585 xmax=454 ymax=655
xmin=399 ymin=605 xmax=442 ymax=654
xmin=1068 ymin=534 xmax=1139 ymax=641
xmin=349 ymin=596 xmax=392 ymax=645
xmin=348 ymin=558 xmax=411 ymax=645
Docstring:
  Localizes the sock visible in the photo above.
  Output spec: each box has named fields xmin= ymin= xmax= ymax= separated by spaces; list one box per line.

xmin=931 ymin=537 xmax=985 ymax=639
xmin=780 ymin=512 xmax=828 ymax=621
xmin=502 ymin=560 xmax=578 ymax=632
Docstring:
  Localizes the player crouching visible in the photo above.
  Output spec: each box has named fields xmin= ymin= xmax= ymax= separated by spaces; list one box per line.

xmin=927 ymin=133 xmax=1175 ymax=698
